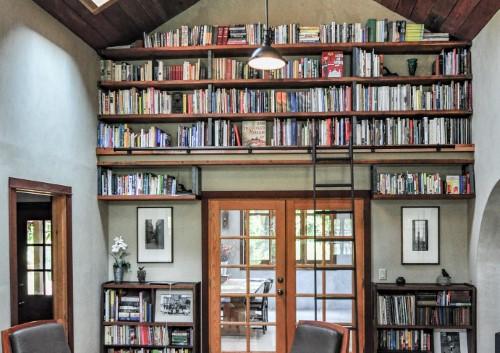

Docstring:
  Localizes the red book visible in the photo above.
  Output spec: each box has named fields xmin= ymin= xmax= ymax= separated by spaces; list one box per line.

xmin=233 ymin=123 xmax=241 ymax=146
xmin=321 ymin=51 xmax=344 ymax=78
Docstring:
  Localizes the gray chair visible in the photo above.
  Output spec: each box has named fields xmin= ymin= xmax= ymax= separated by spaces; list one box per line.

xmin=290 ymin=320 xmax=349 ymax=353
xmin=249 ymin=278 xmax=273 ymax=333
xmin=1 ymin=319 xmax=71 ymax=353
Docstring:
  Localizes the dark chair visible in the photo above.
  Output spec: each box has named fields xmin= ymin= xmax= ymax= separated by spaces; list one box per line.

xmin=249 ymin=278 xmax=273 ymax=333
xmin=1 ymin=319 xmax=71 ymax=353
xmin=290 ymin=320 xmax=349 ymax=353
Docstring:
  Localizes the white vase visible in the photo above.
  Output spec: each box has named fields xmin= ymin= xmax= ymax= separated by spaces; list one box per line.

xmin=221 ymin=261 xmax=228 ymax=275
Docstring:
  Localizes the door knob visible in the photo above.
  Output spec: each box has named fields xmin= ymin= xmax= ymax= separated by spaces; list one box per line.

xmin=277 ymin=277 xmax=284 ymax=283
xmin=18 ymin=301 xmax=25 ymax=306
xmin=277 ymin=289 xmax=284 ymax=295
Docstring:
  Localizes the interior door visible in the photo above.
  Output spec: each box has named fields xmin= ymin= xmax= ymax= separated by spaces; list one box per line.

xmin=209 ymin=199 xmax=286 ymax=353
xmin=16 ymin=202 xmax=53 ymax=323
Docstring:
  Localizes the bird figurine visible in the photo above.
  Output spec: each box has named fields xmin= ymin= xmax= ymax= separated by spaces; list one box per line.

xmin=442 ymin=269 xmax=451 ymax=278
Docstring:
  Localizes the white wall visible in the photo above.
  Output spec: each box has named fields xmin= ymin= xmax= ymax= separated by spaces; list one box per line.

xmin=470 ymin=10 xmax=500 ymax=353
xmin=0 ymin=1 xmax=105 ymax=352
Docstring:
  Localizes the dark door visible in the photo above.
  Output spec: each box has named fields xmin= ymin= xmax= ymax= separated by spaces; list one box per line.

xmin=17 ymin=202 xmax=53 ymax=323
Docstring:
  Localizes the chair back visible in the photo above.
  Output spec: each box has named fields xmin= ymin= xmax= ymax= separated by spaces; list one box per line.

xmin=263 ymin=279 xmax=273 ymax=293
xmin=1 ymin=319 xmax=71 ymax=353
xmin=290 ymin=320 xmax=349 ymax=353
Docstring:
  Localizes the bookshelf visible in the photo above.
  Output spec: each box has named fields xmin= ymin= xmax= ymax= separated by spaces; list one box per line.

xmin=373 ymin=283 xmax=476 ymax=353
xmin=101 ymin=281 xmax=201 ymax=353
xmin=95 ymin=25 xmax=474 ymax=200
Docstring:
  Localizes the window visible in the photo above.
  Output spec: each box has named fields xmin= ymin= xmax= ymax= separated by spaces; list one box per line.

xmin=26 ymin=220 xmax=52 ymax=295
xmin=79 ymin=0 xmax=117 ymax=14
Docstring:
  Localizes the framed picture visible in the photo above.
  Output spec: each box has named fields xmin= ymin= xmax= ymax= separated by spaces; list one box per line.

xmin=401 ymin=207 xmax=440 ymax=264
xmin=433 ymin=329 xmax=468 ymax=353
xmin=154 ymin=290 xmax=193 ymax=322
xmin=137 ymin=207 xmax=173 ymax=263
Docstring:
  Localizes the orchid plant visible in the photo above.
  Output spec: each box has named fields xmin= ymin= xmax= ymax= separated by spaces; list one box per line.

xmin=110 ymin=236 xmax=131 ymax=270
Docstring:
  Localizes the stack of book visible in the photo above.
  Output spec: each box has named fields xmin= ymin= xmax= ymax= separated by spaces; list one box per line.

xmin=423 ymin=30 xmax=450 ymax=41
xmin=298 ymin=26 xmax=320 ymax=43
xmin=227 ymin=25 xmax=247 ymax=45
xmin=405 ymin=23 xmax=425 ymax=41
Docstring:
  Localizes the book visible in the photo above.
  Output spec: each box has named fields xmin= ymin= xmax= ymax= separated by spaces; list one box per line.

xmin=242 ymin=121 xmax=266 ymax=147
xmin=321 ymin=51 xmax=344 ymax=78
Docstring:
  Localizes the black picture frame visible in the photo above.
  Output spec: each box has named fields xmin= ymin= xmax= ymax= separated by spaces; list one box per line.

xmin=137 ymin=207 xmax=173 ymax=263
xmin=401 ymin=206 xmax=440 ymax=264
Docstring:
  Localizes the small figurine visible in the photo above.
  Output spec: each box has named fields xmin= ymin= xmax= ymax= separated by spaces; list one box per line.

xmin=137 ymin=266 xmax=146 ymax=283
xmin=442 ymin=268 xmax=451 ymax=278
xmin=396 ymin=276 xmax=406 ymax=286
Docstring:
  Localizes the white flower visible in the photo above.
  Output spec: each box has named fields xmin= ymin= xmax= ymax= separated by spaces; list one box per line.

xmin=110 ymin=236 xmax=130 ymax=270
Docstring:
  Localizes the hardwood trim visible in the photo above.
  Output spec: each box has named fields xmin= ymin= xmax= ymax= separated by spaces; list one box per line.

xmin=78 ymin=0 xmax=118 ymax=14
xmin=201 ymin=197 xmax=209 ymax=353
xmin=9 ymin=178 xmax=72 ymax=195
xmin=8 ymin=187 xmax=18 ymax=325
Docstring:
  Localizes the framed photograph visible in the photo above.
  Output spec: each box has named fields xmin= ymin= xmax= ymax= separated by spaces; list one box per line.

xmin=433 ymin=329 xmax=468 ymax=353
xmin=154 ymin=290 xmax=193 ymax=322
xmin=137 ymin=207 xmax=173 ymax=263
xmin=401 ymin=207 xmax=440 ymax=264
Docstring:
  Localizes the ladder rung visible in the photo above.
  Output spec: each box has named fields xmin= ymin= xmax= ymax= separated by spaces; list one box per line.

xmin=314 ymin=209 xmax=353 ymax=214
xmin=314 ymin=157 xmax=352 ymax=163
xmin=314 ymin=237 xmax=353 ymax=242
xmin=315 ymin=183 xmax=353 ymax=188
xmin=313 ymin=294 xmax=356 ymax=300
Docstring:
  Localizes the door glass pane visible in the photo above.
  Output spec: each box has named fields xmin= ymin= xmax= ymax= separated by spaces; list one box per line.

xmin=296 ymin=297 xmax=321 ymax=321
xmin=45 ymin=246 xmax=52 ymax=269
xmin=45 ymin=220 xmax=52 ymax=244
xmin=219 ymin=206 xmax=278 ymax=352
xmin=325 ymin=270 xmax=353 ymax=294
xmin=324 ymin=240 xmax=353 ymax=265
xmin=45 ymin=272 xmax=53 ymax=295
xmin=27 ymin=246 xmax=44 ymax=270
xmin=325 ymin=299 xmax=353 ymax=324
xmin=27 ymin=271 xmax=44 ymax=295
xmin=27 ymin=220 xmax=44 ymax=244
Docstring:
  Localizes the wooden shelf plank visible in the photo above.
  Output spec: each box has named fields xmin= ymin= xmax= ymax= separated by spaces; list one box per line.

xmin=98 ymin=41 xmax=471 ymax=60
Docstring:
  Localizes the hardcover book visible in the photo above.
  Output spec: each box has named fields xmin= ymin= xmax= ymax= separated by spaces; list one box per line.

xmin=242 ymin=121 xmax=266 ymax=147
xmin=321 ymin=51 xmax=344 ymax=78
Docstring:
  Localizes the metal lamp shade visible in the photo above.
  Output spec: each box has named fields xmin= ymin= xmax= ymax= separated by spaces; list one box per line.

xmin=248 ymin=44 xmax=287 ymax=70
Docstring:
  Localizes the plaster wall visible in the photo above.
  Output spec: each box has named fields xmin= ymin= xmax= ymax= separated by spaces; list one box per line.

xmin=0 ymin=1 xmax=104 ymax=352
xmin=469 ymin=10 xmax=500 ymax=353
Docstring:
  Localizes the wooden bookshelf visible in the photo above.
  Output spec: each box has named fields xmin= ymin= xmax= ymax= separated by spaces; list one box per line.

xmin=373 ymin=283 xmax=476 ymax=353
xmin=96 ymin=40 xmax=474 ymax=200
xmin=101 ymin=281 xmax=201 ymax=353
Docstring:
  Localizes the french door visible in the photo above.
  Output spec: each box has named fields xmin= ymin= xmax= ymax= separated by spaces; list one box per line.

xmin=208 ymin=197 xmax=366 ymax=353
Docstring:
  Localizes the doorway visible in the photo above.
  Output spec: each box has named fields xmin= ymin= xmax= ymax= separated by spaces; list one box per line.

xmin=16 ymin=200 xmax=53 ymax=323
xmin=8 ymin=177 xmax=74 ymax=349
xmin=208 ymin=197 xmax=367 ymax=353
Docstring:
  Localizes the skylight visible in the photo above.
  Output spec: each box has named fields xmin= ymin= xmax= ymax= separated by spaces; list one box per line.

xmin=79 ymin=0 xmax=117 ymax=14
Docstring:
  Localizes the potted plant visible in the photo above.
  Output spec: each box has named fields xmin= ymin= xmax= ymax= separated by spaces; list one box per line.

xmin=110 ymin=236 xmax=130 ymax=283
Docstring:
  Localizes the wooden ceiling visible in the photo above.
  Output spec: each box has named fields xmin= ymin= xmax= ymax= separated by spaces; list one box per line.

xmin=33 ymin=0 xmax=499 ymax=51
xmin=32 ymin=0 xmax=200 ymax=50
xmin=374 ymin=0 xmax=499 ymax=41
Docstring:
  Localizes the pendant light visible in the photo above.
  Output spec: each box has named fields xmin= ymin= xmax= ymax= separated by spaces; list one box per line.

xmin=248 ymin=0 xmax=286 ymax=70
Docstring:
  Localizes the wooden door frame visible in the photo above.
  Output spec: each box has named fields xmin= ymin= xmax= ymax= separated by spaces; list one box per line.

xmin=202 ymin=190 xmax=372 ymax=353
xmin=8 ymin=177 xmax=74 ymax=351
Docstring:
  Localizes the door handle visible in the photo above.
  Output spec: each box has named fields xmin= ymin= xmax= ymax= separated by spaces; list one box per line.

xmin=18 ymin=301 xmax=25 ymax=306
xmin=277 ymin=277 xmax=284 ymax=283
xmin=277 ymin=289 xmax=284 ymax=295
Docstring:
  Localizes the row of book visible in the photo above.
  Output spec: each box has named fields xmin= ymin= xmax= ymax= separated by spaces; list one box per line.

xmin=416 ymin=306 xmax=471 ymax=326
xmin=352 ymin=116 xmax=471 ymax=146
xmin=377 ymin=294 xmax=416 ymax=325
xmin=140 ymin=19 xmax=445 ymax=48
xmin=98 ymin=81 xmax=472 ymax=116
xmin=106 ymin=346 xmax=191 ymax=352
xmin=97 ymin=124 xmax=171 ymax=149
xmin=104 ymin=290 xmax=153 ymax=323
xmin=432 ymin=48 xmax=471 ymax=76
xmin=98 ymin=169 xmax=179 ymax=197
xmin=104 ymin=325 xmax=167 ymax=346
xmin=353 ymin=81 xmax=472 ymax=112
xmin=378 ymin=329 xmax=432 ymax=351
xmin=97 ymin=115 xmax=472 ymax=150
xmin=374 ymin=171 xmax=474 ymax=195
xmin=436 ymin=290 xmax=472 ymax=306
xmin=100 ymin=47 xmax=469 ymax=84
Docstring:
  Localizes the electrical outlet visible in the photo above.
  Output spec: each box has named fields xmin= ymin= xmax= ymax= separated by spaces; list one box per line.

xmin=378 ymin=268 xmax=387 ymax=280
